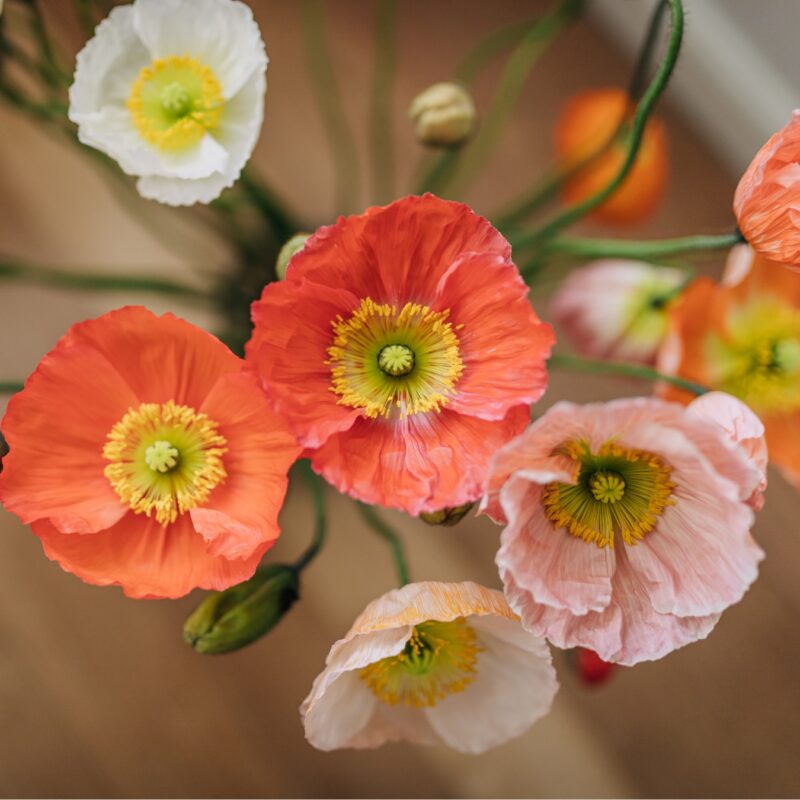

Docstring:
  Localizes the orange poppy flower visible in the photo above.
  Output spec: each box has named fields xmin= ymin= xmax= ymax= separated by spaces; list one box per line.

xmin=0 ymin=307 xmax=301 ymax=598
xmin=658 ymin=245 xmax=800 ymax=489
xmin=555 ymin=87 xmax=668 ymax=225
xmin=734 ymin=110 xmax=800 ymax=267
xmin=246 ymin=195 xmax=554 ymax=515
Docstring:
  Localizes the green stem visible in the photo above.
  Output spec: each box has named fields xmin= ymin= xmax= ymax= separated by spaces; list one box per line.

xmin=301 ymin=0 xmax=361 ymax=214
xmin=517 ymin=0 xmax=684 ymax=252
xmin=445 ymin=0 xmax=585 ymax=198
xmin=0 ymin=382 xmax=24 ymax=395
xmin=0 ymin=260 xmax=212 ymax=302
xmin=530 ymin=230 xmax=743 ymax=265
xmin=293 ymin=461 xmax=327 ymax=574
xmin=549 ymin=353 xmax=707 ymax=395
xmin=369 ymin=0 xmax=396 ymax=204
xmin=238 ymin=170 xmax=296 ymax=242
xmin=628 ymin=0 xmax=669 ymax=101
xmin=74 ymin=0 xmax=98 ymax=38
xmin=26 ymin=1 xmax=67 ymax=89
xmin=455 ymin=19 xmax=533 ymax=84
xmin=357 ymin=503 xmax=410 ymax=586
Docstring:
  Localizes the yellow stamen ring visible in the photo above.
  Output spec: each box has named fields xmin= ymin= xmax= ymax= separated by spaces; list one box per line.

xmin=542 ymin=440 xmax=675 ymax=548
xmin=360 ymin=618 xmax=483 ymax=707
xmin=128 ymin=55 xmax=224 ymax=152
xmin=104 ymin=401 xmax=227 ymax=525
xmin=327 ymin=297 xmax=464 ymax=418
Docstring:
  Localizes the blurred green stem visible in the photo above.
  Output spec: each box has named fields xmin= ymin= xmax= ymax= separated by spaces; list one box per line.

xmin=549 ymin=353 xmax=707 ymax=395
xmin=369 ymin=0 xmax=397 ymax=203
xmin=293 ymin=461 xmax=328 ymax=574
xmin=0 ymin=260 xmax=212 ymax=303
xmin=357 ymin=503 xmax=410 ymax=586
xmin=0 ymin=382 xmax=24 ymax=395
xmin=301 ymin=0 xmax=361 ymax=214
xmin=516 ymin=0 xmax=683 ymax=252
xmin=238 ymin=170 xmax=296 ymax=243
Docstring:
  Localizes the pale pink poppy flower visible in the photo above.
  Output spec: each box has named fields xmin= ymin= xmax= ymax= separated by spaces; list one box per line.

xmin=481 ymin=395 xmax=766 ymax=666
xmin=300 ymin=581 xmax=558 ymax=754
xmin=550 ymin=259 xmax=685 ymax=364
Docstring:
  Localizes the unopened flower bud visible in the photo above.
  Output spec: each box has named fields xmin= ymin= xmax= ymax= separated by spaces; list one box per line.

xmin=576 ymin=648 xmax=616 ymax=686
xmin=183 ymin=564 xmax=299 ymax=654
xmin=419 ymin=502 xmax=474 ymax=527
xmin=409 ymin=82 xmax=476 ymax=148
xmin=276 ymin=233 xmax=311 ymax=280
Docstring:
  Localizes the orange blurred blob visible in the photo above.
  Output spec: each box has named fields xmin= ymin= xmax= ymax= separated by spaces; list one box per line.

xmin=555 ymin=87 xmax=668 ymax=225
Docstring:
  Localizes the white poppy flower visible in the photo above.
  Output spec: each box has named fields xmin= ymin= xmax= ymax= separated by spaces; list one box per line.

xmin=301 ymin=581 xmax=558 ymax=754
xmin=68 ymin=0 xmax=267 ymax=206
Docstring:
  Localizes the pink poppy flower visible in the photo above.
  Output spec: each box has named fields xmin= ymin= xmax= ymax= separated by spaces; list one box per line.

xmin=481 ymin=394 xmax=766 ymax=665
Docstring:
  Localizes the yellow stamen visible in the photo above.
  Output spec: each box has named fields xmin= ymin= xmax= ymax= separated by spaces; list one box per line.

xmin=542 ymin=440 xmax=675 ymax=548
xmin=104 ymin=401 xmax=227 ymax=525
xmin=327 ymin=297 xmax=464 ymax=418
xmin=360 ymin=618 xmax=483 ymax=707
xmin=127 ymin=55 xmax=223 ymax=152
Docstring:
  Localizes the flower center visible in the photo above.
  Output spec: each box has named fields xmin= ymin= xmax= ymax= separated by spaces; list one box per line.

xmin=127 ymin=55 xmax=223 ymax=152
xmin=360 ymin=618 xmax=483 ymax=707
xmin=327 ymin=297 xmax=464 ymax=418
xmin=542 ymin=440 xmax=675 ymax=548
xmin=708 ymin=298 xmax=800 ymax=414
xmin=377 ymin=344 xmax=415 ymax=376
xmin=103 ymin=401 xmax=227 ymax=525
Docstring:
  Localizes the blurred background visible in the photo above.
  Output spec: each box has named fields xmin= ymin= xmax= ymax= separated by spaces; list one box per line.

xmin=1 ymin=0 xmax=799 ymax=797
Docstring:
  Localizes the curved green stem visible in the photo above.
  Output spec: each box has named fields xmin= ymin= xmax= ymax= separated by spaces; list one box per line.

xmin=238 ymin=170 xmax=296 ymax=242
xmin=0 ymin=382 xmax=24 ymax=395
xmin=301 ymin=0 xmax=361 ymax=214
xmin=530 ymin=230 xmax=743 ymax=265
xmin=357 ymin=503 xmax=410 ymax=586
xmin=369 ymin=0 xmax=397 ymax=204
xmin=549 ymin=353 xmax=707 ymax=395
xmin=293 ymin=461 xmax=327 ymax=574
xmin=0 ymin=260 xmax=212 ymax=303
xmin=517 ymin=0 xmax=684 ymax=252
xmin=627 ymin=0 xmax=668 ymax=101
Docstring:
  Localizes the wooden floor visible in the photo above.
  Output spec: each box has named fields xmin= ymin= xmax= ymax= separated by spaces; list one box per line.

xmin=0 ymin=1 xmax=798 ymax=796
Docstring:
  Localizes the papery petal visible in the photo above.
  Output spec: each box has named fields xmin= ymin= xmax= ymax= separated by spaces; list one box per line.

xmin=190 ymin=371 xmax=301 ymax=560
xmin=311 ymin=406 xmax=529 ymax=515
xmin=33 ymin=513 xmax=266 ymax=599
xmin=424 ymin=615 xmax=557 ymax=754
xmin=435 ymin=252 xmax=553 ymax=420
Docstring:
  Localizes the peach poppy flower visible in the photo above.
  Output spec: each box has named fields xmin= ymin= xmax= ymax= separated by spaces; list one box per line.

xmin=658 ymin=244 xmax=798 ymax=489
xmin=555 ymin=88 xmax=667 ymax=226
xmin=0 ymin=307 xmax=301 ymax=599
xmin=246 ymin=195 xmax=554 ymax=515
xmin=734 ymin=110 xmax=800 ymax=267
xmin=300 ymin=581 xmax=558 ymax=754
xmin=551 ymin=259 xmax=685 ymax=363
xmin=482 ymin=394 xmax=765 ymax=665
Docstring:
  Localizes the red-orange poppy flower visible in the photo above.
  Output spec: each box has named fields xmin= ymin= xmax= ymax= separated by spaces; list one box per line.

xmin=0 ymin=307 xmax=301 ymax=598
xmin=734 ymin=110 xmax=800 ymax=267
xmin=658 ymin=245 xmax=800 ymax=489
xmin=246 ymin=195 xmax=554 ymax=515
xmin=555 ymin=87 xmax=668 ymax=226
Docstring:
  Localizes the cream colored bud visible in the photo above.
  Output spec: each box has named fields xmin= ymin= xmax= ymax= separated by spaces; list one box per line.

xmin=409 ymin=82 xmax=476 ymax=148
xmin=276 ymin=232 xmax=311 ymax=280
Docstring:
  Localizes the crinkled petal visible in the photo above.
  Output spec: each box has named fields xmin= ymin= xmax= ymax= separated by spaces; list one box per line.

xmin=189 ymin=371 xmax=301 ymax=560
xmin=33 ymin=512 xmax=267 ymax=599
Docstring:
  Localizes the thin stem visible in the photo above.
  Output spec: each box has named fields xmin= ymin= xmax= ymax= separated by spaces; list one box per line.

xmin=26 ymin=1 xmax=67 ymax=89
xmin=628 ymin=0 xmax=669 ymax=101
xmin=301 ymin=0 xmax=361 ymax=214
xmin=74 ymin=0 xmax=98 ymax=39
xmin=549 ymin=353 xmax=707 ymax=395
xmin=455 ymin=19 xmax=533 ymax=84
xmin=445 ymin=0 xmax=585 ymax=198
xmin=517 ymin=0 xmax=684 ymax=252
xmin=293 ymin=461 xmax=327 ymax=573
xmin=238 ymin=170 xmax=296 ymax=242
xmin=0 ymin=260 xmax=212 ymax=303
xmin=532 ymin=230 xmax=743 ymax=264
xmin=357 ymin=503 xmax=410 ymax=587
xmin=0 ymin=382 xmax=24 ymax=395
xmin=369 ymin=0 xmax=396 ymax=204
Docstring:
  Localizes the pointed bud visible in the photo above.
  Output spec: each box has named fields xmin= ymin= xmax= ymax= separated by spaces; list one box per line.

xmin=576 ymin=648 xmax=616 ymax=686
xmin=183 ymin=564 xmax=299 ymax=654
xmin=409 ymin=82 xmax=476 ymax=148
xmin=276 ymin=233 xmax=311 ymax=280
xmin=419 ymin=502 xmax=474 ymax=527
